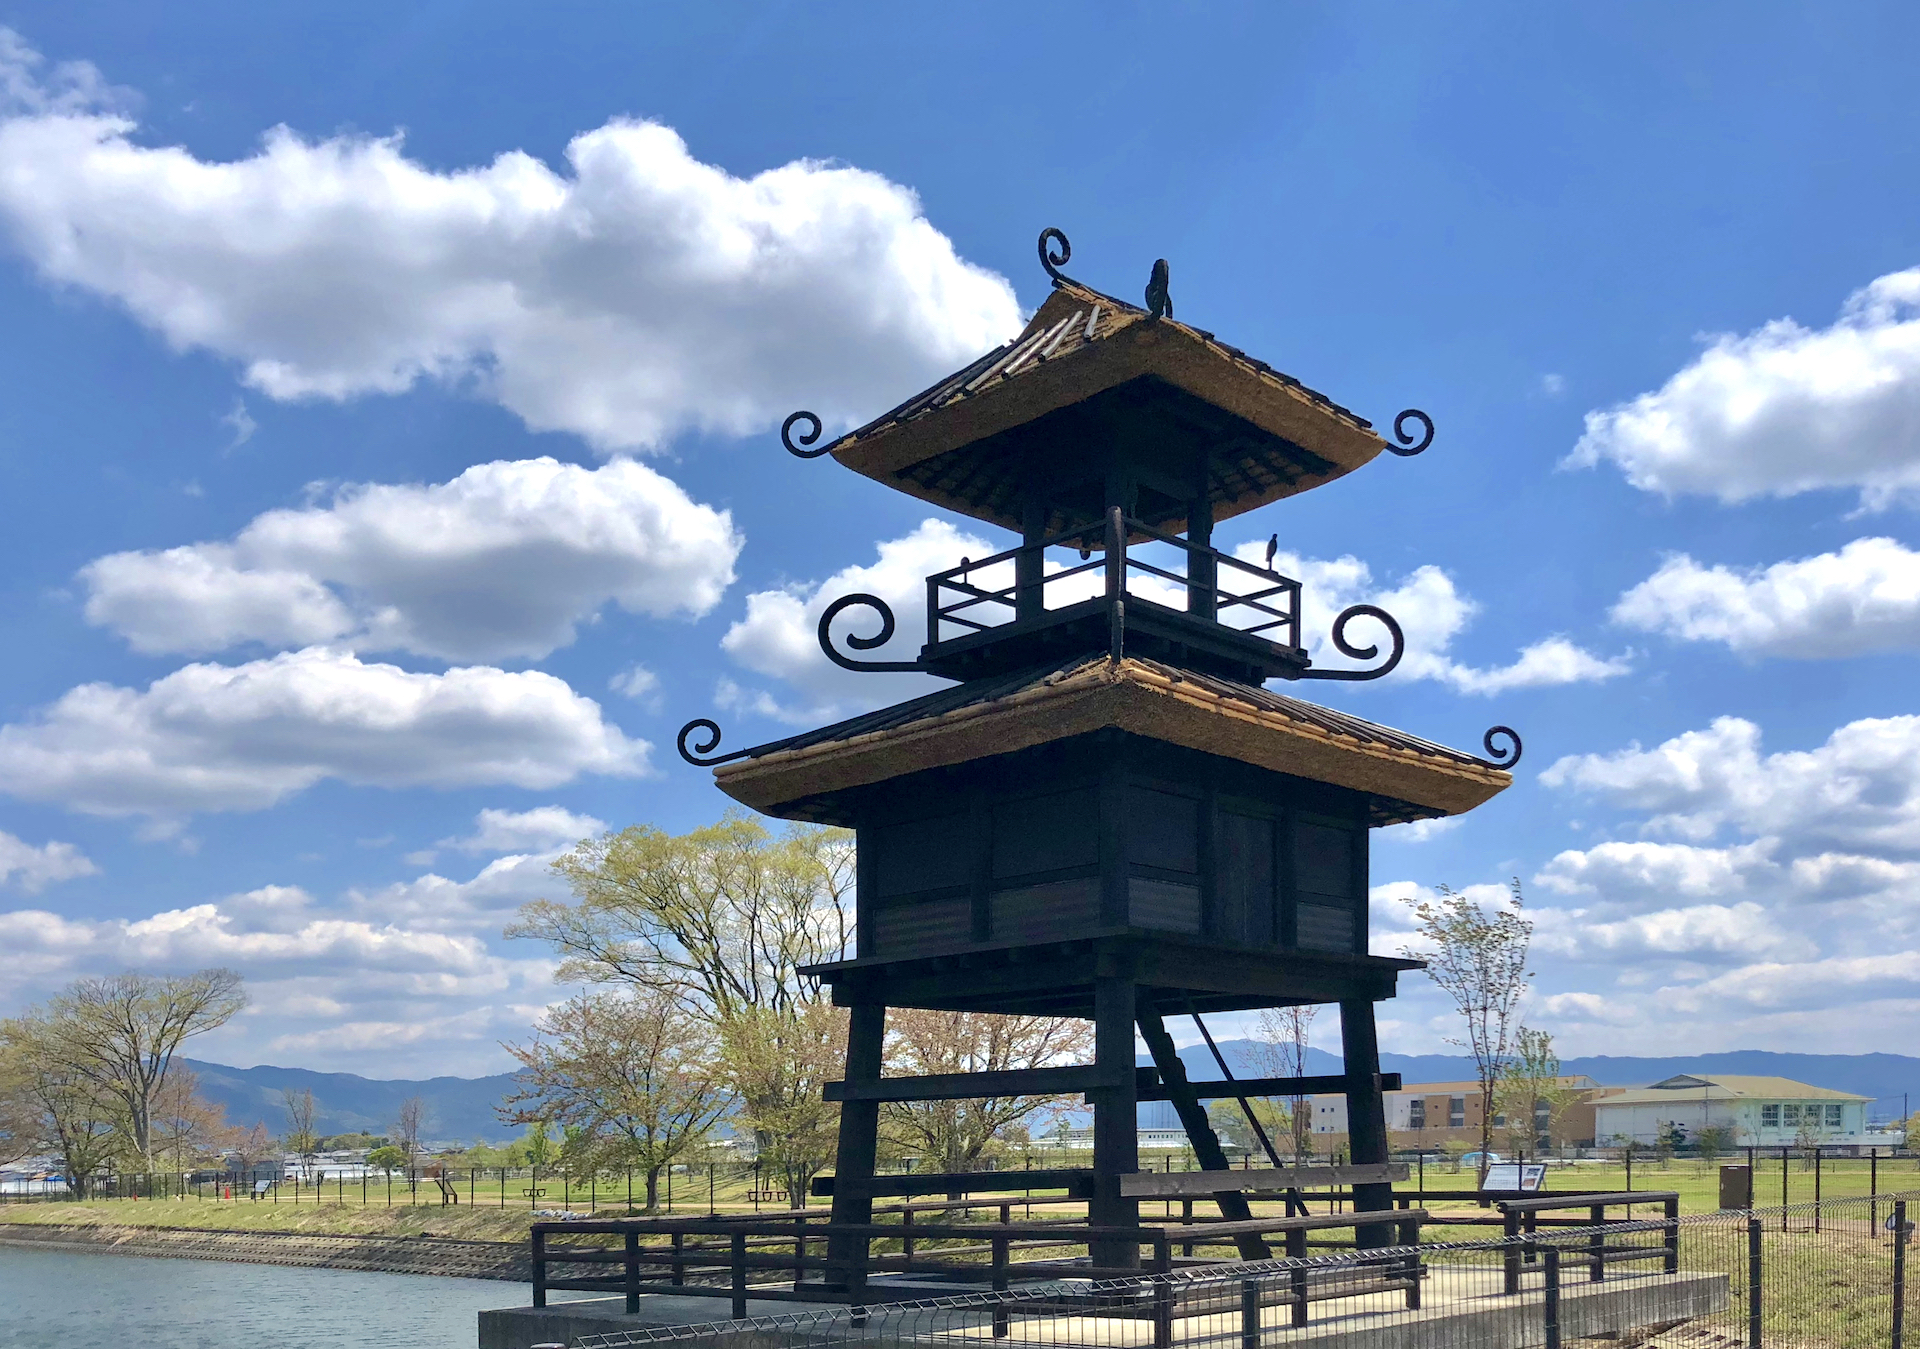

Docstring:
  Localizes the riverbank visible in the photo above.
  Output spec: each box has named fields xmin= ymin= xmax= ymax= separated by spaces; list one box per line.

xmin=0 ymin=1203 xmax=543 ymax=1279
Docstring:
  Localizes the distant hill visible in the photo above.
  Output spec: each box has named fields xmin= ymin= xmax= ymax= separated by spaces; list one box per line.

xmin=182 ymin=1046 xmax=1920 ymax=1146
xmin=181 ymin=1059 xmax=520 ymax=1144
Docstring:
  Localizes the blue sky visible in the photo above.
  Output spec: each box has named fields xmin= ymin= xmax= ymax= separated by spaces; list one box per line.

xmin=2 ymin=2 xmax=1918 ymax=1075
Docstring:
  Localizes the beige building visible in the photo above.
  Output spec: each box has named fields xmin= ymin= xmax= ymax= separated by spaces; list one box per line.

xmin=1589 ymin=1075 xmax=1872 ymax=1147
xmin=1308 ymin=1076 xmax=1606 ymax=1150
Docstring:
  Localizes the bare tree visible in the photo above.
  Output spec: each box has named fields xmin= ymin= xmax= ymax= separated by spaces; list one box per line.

xmin=41 ymin=969 xmax=246 ymax=1168
xmin=1248 ymin=1005 xmax=1319 ymax=1161
xmin=394 ymin=1096 xmax=427 ymax=1165
xmin=231 ymin=1121 xmax=277 ymax=1181
xmin=500 ymin=990 xmax=728 ymax=1211
xmin=282 ymin=1087 xmax=319 ymax=1172
xmin=152 ymin=1067 xmax=239 ymax=1171
xmin=1403 ymin=879 xmax=1532 ymax=1183
xmin=3 ymin=1015 xmax=127 ymax=1197
xmin=882 ymin=1010 xmax=1093 ymax=1180
xmin=509 ymin=813 xmax=856 ymax=1191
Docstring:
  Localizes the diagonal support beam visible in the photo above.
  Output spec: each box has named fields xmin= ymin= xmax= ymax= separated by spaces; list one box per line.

xmin=1135 ymin=1002 xmax=1271 ymax=1261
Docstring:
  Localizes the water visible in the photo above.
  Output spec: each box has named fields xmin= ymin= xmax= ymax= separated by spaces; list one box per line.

xmin=0 ymin=1246 xmax=558 ymax=1348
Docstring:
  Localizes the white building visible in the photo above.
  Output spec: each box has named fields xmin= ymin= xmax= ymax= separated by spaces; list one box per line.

xmin=1590 ymin=1074 xmax=1871 ymax=1148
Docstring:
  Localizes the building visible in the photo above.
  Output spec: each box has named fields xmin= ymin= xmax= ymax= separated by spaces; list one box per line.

xmin=1308 ymin=1077 xmax=1606 ymax=1150
xmin=1590 ymin=1075 xmax=1872 ymax=1148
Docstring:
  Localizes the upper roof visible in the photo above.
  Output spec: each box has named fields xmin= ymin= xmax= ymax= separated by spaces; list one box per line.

xmin=1594 ymin=1075 xmax=1871 ymax=1105
xmin=818 ymin=279 xmax=1394 ymax=534
xmin=711 ymin=653 xmax=1512 ymax=825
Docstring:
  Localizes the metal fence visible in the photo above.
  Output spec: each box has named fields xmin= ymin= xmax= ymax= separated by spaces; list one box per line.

xmin=559 ymin=1194 xmax=1919 ymax=1349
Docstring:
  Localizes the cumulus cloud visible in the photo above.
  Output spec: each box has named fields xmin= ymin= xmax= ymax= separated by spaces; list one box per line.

xmin=1536 ymin=901 xmax=1805 ymax=962
xmin=1541 ymin=714 xmax=1920 ymax=851
xmin=0 ymin=32 xmax=1022 ymax=452
xmin=438 ymin=805 xmax=605 ymax=855
xmin=1566 ymin=266 xmax=1920 ymax=509
xmin=1614 ymin=537 xmax=1920 ymax=659
xmin=0 ymin=877 xmax=557 ymax=1075
xmin=1534 ymin=839 xmax=1779 ymax=899
xmin=0 ymin=646 xmax=649 ymax=824
xmin=80 ymin=457 xmax=740 ymax=662
xmin=1233 ymin=544 xmax=1629 ymax=696
xmin=608 ymin=664 xmax=662 ymax=710
xmin=0 ymin=830 xmax=97 ymax=891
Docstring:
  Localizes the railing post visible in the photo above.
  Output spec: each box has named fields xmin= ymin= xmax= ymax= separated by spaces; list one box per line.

xmin=1151 ymin=1232 xmax=1174 ymax=1349
xmin=1105 ymin=507 xmax=1125 ymax=664
xmin=1663 ymin=1195 xmax=1680 ymax=1274
xmin=1240 ymin=1275 xmax=1260 ymax=1349
xmin=992 ymin=1231 xmax=1011 ymax=1339
xmin=1399 ymin=1215 xmax=1423 ymax=1309
xmin=531 ymin=1227 xmax=547 ymax=1309
xmin=625 ymin=1228 xmax=640 ymax=1313
xmin=671 ymin=1230 xmax=685 ymax=1287
xmin=731 ymin=1229 xmax=748 ymax=1320
xmin=1015 ymin=499 xmax=1045 ymax=624
xmin=1288 ymin=1228 xmax=1308 ymax=1327
xmin=1588 ymin=1204 xmax=1605 ymax=1282
xmin=1543 ymin=1246 xmax=1561 ymax=1349
xmin=1896 ymin=1199 xmax=1909 ymax=1349
xmin=1747 ymin=1214 xmax=1762 ymax=1349
xmin=1503 ymin=1208 xmax=1523 ymax=1295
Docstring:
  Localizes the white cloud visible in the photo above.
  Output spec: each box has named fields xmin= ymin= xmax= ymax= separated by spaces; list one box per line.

xmin=1566 ymin=266 xmax=1920 ymax=509
xmin=0 ymin=876 xmax=557 ymax=1075
xmin=1536 ymin=901 xmax=1805 ymax=962
xmin=0 ymin=830 xmax=97 ymax=891
xmin=0 ymin=32 xmax=1022 ymax=453
xmin=1238 ymin=544 xmax=1630 ymax=696
xmin=1534 ymin=839 xmax=1779 ymax=899
xmin=1540 ymin=373 xmax=1566 ymax=397
xmin=609 ymin=664 xmax=662 ymax=710
xmin=1614 ymin=537 xmax=1920 ymax=658
xmin=219 ymin=397 xmax=256 ymax=448
xmin=1541 ymin=714 xmax=1920 ymax=851
xmin=438 ymin=805 xmax=604 ymax=855
xmin=80 ymin=457 xmax=740 ymax=662
xmin=0 ymin=646 xmax=649 ymax=823
xmin=1377 ymin=816 xmax=1462 ymax=844
xmin=721 ymin=518 xmax=992 ymax=722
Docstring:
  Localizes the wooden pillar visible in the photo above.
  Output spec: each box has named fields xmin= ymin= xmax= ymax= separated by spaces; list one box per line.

xmin=1186 ymin=496 xmax=1216 ymax=619
xmin=1016 ymin=495 xmax=1046 ymax=622
xmin=1137 ymin=1001 xmax=1269 ymax=1259
xmin=1339 ymin=998 xmax=1395 ymax=1248
xmin=827 ymin=1002 xmax=886 ymax=1295
xmin=1090 ymin=973 xmax=1140 ymax=1268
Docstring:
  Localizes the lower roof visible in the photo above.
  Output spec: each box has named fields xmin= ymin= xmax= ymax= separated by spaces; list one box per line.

xmin=713 ymin=655 xmax=1512 ymax=824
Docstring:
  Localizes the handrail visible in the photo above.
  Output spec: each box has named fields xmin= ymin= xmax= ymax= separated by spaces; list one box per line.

xmin=925 ymin=513 xmax=1302 ymax=650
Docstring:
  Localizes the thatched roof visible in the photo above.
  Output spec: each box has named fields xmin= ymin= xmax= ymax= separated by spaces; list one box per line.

xmin=818 ymin=280 xmax=1392 ymax=534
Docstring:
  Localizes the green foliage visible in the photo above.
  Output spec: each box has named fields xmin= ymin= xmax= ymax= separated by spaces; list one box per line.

xmin=317 ymin=1133 xmax=386 ymax=1151
xmin=365 ymin=1145 xmax=407 ymax=1171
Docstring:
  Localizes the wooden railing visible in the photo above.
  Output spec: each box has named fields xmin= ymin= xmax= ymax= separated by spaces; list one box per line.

xmin=530 ymin=1207 xmax=1428 ymax=1338
xmin=1495 ymin=1191 xmax=1682 ymax=1294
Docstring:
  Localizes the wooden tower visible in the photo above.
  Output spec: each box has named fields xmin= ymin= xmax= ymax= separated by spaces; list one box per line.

xmin=677 ymin=228 xmax=1519 ymax=1287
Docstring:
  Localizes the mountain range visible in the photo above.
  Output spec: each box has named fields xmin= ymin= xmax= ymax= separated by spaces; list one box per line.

xmin=183 ymin=1046 xmax=1920 ymax=1146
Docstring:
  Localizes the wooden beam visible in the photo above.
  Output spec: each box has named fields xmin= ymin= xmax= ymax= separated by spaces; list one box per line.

xmin=1133 ymin=1071 xmax=1402 ymax=1102
xmin=1120 ymin=1163 xmax=1410 ymax=1198
xmin=824 ymin=1064 xmax=1121 ymax=1103
xmin=812 ymin=1169 xmax=1096 ymax=1199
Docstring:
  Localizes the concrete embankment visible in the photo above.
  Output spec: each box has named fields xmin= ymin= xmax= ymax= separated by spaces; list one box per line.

xmin=0 ymin=1220 xmax=531 ymax=1281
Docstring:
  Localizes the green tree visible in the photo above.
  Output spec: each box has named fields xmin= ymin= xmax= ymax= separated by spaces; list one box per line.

xmin=520 ymin=1120 xmax=556 ymax=1169
xmin=500 ymin=990 xmax=728 ymax=1211
xmin=509 ymin=813 xmax=855 ymax=1207
xmin=1494 ymin=1027 xmax=1577 ymax=1155
xmin=40 ymin=969 xmax=246 ymax=1169
xmin=1 ymin=1015 xmax=124 ymax=1197
xmin=1402 ymin=880 xmax=1532 ymax=1184
xmin=366 ymin=1144 xmax=407 ymax=1172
